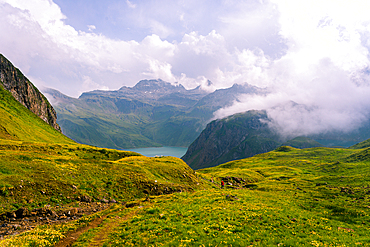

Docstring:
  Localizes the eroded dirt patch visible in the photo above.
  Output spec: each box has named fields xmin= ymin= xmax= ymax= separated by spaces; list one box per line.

xmin=0 ymin=202 xmax=112 ymax=239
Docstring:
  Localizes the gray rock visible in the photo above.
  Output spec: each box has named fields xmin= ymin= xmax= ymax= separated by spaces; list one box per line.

xmin=101 ymin=198 xmax=109 ymax=203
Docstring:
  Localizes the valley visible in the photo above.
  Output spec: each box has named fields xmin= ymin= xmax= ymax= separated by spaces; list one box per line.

xmin=0 ymin=53 xmax=369 ymax=246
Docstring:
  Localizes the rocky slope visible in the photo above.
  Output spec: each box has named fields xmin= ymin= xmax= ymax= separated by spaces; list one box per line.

xmin=0 ymin=54 xmax=61 ymax=131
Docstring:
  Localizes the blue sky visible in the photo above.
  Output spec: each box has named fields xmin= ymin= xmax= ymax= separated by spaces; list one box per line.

xmin=1 ymin=0 xmax=370 ymax=136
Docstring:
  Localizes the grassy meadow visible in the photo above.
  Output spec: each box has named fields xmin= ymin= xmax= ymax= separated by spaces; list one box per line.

xmin=1 ymin=144 xmax=370 ymax=246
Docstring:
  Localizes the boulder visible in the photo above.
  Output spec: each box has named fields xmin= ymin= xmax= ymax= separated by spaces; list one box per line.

xmin=80 ymin=195 xmax=92 ymax=203
xmin=15 ymin=208 xmax=30 ymax=218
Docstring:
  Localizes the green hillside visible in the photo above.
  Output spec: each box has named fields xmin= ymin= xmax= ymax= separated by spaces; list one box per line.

xmin=3 ymin=144 xmax=370 ymax=246
xmin=182 ymin=109 xmax=370 ymax=170
xmin=182 ymin=110 xmax=281 ymax=170
xmin=45 ymin=82 xmax=209 ymax=149
xmin=0 ymin=140 xmax=204 ymax=214
xmin=349 ymin=138 xmax=370 ymax=149
xmin=0 ymin=85 xmax=73 ymax=144
xmin=0 ymin=75 xmax=207 ymax=245
xmin=281 ymin=136 xmax=324 ymax=149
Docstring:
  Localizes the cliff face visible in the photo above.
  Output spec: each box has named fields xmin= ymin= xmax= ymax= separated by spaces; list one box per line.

xmin=182 ymin=110 xmax=281 ymax=170
xmin=0 ymin=54 xmax=61 ymax=132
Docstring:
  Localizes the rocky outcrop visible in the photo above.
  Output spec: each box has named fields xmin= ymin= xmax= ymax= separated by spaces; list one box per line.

xmin=0 ymin=54 xmax=61 ymax=131
xmin=182 ymin=110 xmax=281 ymax=170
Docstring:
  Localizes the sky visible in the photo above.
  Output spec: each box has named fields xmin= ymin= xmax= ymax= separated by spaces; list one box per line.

xmin=1 ymin=0 xmax=370 ymax=137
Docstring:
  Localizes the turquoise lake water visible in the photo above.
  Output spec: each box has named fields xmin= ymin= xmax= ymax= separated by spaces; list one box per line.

xmin=126 ymin=146 xmax=188 ymax=158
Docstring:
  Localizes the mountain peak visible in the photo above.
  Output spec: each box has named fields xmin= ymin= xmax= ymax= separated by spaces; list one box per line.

xmin=133 ymin=79 xmax=185 ymax=92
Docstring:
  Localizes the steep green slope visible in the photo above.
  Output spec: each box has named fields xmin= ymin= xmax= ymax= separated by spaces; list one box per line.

xmin=0 ymin=57 xmax=205 ymax=216
xmin=0 ymin=85 xmax=73 ymax=144
xmin=45 ymin=83 xmax=208 ymax=148
xmin=182 ymin=110 xmax=282 ymax=170
xmin=0 ymin=54 xmax=61 ymax=131
xmin=0 ymin=86 xmax=207 ymax=245
xmin=183 ymin=108 xmax=370 ymax=170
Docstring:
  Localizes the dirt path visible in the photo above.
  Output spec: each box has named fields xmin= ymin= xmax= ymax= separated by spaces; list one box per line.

xmin=55 ymin=205 xmax=146 ymax=247
xmin=88 ymin=209 xmax=140 ymax=246
xmin=54 ymin=215 xmax=106 ymax=247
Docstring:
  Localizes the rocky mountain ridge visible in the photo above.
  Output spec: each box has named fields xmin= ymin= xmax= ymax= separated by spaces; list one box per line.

xmin=0 ymin=54 xmax=61 ymax=131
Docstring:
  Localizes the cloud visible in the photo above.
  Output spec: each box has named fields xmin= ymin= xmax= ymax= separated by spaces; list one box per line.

xmin=215 ymin=0 xmax=370 ymax=137
xmin=149 ymin=20 xmax=173 ymax=39
xmin=2 ymin=0 xmax=370 ymax=140
xmin=126 ymin=0 xmax=136 ymax=9
xmin=0 ymin=1 xmax=176 ymax=96
xmin=87 ymin=25 xmax=96 ymax=32
xmin=0 ymin=0 xmax=275 ymax=96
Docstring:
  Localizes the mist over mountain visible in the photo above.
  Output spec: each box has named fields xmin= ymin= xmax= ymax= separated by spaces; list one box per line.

xmin=183 ymin=107 xmax=370 ymax=170
xmin=214 ymin=60 xmax=370 ymax=141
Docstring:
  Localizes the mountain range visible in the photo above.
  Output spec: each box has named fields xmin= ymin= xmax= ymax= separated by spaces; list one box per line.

xmin=44 ymin=80 xmax=264 ymax=149
xmin=44 ymin=75 xmax=370 ymax=169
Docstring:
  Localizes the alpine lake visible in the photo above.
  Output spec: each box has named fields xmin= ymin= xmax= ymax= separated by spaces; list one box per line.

xmin=125 ymin=146 xmax=188 ymax=158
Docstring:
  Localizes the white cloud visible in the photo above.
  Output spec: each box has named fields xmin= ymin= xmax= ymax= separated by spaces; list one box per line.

xmin=216 ymin=0 xmax=370 ymax=137
xmin=87 ymin=25 xmax=96 ymax=32
xmin=149 ymin=20 xmax=173 ymax=39
xmin=143 ymin=60 xmax=176 ymax=83
xmin=81 ymin=75 xmax=109 ymax=94
xmin=126 ymin=0 xmax=136 ymax=9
